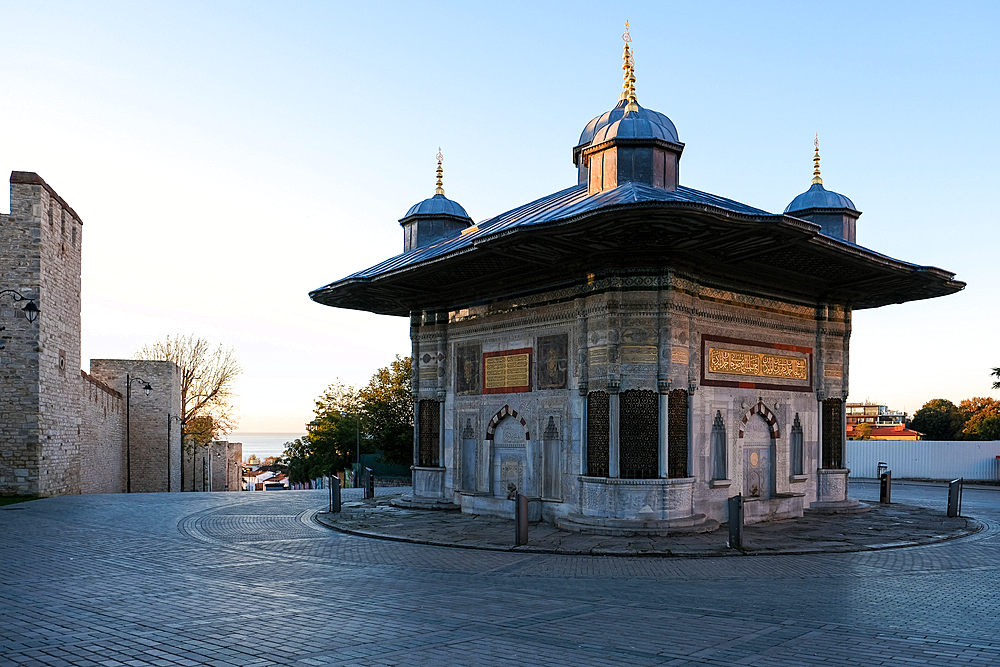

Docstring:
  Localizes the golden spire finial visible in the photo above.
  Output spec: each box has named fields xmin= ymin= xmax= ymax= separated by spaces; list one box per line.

xmin=434 ymin=148 xmax=445 ymax=195
xmin=620 ymin=21 xmax=638 ymax=112
xmin=811 ymin=134 xmax=823 ymax=185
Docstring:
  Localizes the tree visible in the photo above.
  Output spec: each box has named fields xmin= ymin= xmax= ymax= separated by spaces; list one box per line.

xmin=136 ymin=334 xmax=242 ymax=437
xmin=358 ymin=355 xmax=413 ymax=466
xmin=992 ymin=367 xmax=1000 ymax=390
xmin=306 ymin=381 xmax=362 ymax=475
xmin=960 ymin=397 xmax=1000 ymax=440
xmin=909 ymin=399 xmax=966 ymax=441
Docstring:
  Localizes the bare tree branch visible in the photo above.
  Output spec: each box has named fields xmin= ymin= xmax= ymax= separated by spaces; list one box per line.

xmin=135 ymin=334 xmax=242 ymax=437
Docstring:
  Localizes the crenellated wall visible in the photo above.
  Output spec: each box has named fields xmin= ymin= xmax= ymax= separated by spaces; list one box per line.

xmin=79 ymin=371 xmax=125 ymax=494
xmin=1 ymin=172 xmax=184 ymax=497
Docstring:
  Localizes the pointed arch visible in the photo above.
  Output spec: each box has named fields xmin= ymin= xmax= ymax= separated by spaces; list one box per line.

xmin=485 ymin=404 xmax=531 ymax=441
xmin=738 ymin=400 xmax=780 ymax=439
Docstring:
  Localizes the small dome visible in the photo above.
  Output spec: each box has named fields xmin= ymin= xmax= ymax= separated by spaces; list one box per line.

xmin=784 ymin=183 xmax=857 ymax=214
xmin=403 ymin=193 xmax=471 ymax=220
xmin=578 ymin=100 xmax=679 ymax=147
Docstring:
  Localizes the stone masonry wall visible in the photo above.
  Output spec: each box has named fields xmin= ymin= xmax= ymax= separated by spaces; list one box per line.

xmin=211 ymin=440 xmax=243 ymax=492
xmin=79 ymin=371 xmax=125 ymax=494
xmin=89 ymin=360 xmax=182 ymax=494
xmin=0 ymin=173 xmax=81 ymax=496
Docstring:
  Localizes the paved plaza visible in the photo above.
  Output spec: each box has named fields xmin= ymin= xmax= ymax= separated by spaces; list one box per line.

xmin=2 ymin=482 xmax=999 ymax=666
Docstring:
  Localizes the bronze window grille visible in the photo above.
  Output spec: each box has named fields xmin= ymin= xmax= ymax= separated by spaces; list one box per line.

xmin=822 ymin=398 xmax=844 ymax=469
xmin=586 ymin=391 xmax=610 ymax=477
xmin=667 ymin=389 xmax=689 ymax=478
xmin=418 ymin=399 xmax=440 ymax=467
xmin=619 ymin=390 xmax=658 ymax=479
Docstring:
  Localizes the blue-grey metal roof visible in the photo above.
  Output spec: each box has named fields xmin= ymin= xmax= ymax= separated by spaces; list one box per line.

xmin=402 ymin=193 xmax=471 ymax=221
xmin=340 ymin=182 xmax=772 ymax=282
xmin=577 ymin=101 xmax=679 ymax=147
xmin=591 ymin=109 xmax=679 ymax=144
xmin=784 ymin=183 xmax=857 ymax=213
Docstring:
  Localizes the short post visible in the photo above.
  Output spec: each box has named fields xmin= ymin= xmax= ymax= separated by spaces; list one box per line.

xmin=947 ymin=478 xmax=963 ymax=518
xmin=516 ymin=494 xmax=529 ymax=546
xmin=727 ymin=494 xmax=743 ymax=549
xmin=329 ymin=475 xmax=341 ymax=513
xmin=365 ymin=467 xmax=375 ymax=499
xmin=880 ymin=470 xmax=892 ymax=504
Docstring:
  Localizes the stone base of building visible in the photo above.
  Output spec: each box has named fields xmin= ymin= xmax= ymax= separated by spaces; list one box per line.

xmin=807 ymin=467 xmax=869 ymax=514
xmin=459 ymin=493 xmax=542 ymax=521
xmin=806 ymin=500 xmax=871 ymax=515
xmin=390 ymin=493 xmax=461 ymax=511
xmin=555 ymin=512 xmax=719 ymax=536
xmin=743 ymin=493 xmax=806 ymax=524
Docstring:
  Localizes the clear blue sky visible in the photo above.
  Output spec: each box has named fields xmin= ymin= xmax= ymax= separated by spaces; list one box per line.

xmin=1 ymin=1 xmax=997 ymax=430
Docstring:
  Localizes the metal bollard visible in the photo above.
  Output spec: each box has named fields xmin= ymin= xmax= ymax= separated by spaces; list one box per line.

xmin=507 ymin=483 xmax=529 ymax=546
xmin=515 ymin=494 xmax=529 ymax=546
xmin=880 ymin=471 xmax=891 ymax=504
xmin=947 ymin=478 xmax=963 ymax=517
xmin=728 ymin=494 xmax=743 ymax=549
xmin=329 ymin=475 xmax=341 ymax=513
xmin=365 ymin=467 xmax=375 ymax=499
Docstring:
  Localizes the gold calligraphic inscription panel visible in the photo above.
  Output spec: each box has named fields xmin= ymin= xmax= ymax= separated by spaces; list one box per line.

xmin=708 ymin=348 xmax=807 ymax=380
xmin=589 ymin=347 xmax=608 ymax=364
xmin=485 ymin=353 xmax=530 ymax=389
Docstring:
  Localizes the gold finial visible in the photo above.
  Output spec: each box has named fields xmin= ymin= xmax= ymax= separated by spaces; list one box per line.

xmin=620 ymin=21 xmax=638 ymax=112
xmin=434 ymin=148 xmax=445 ymax=195
xmin=811 ymin=134 xmax=823 ymax=185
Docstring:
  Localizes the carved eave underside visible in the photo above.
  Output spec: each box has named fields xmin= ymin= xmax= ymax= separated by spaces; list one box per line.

xmin=310 ymin=202 xmax=964 ymax=317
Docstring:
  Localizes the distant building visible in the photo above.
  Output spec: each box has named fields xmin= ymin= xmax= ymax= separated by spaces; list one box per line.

xmin=846 ymin=402 xmax=907 ymax=427
xmin=847 ymin=423 xmax=924 ymax=440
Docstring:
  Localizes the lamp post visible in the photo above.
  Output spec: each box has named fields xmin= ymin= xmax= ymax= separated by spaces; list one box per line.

xmin=341 ymin=410 xmax=360 ymax=487
xmin=125 ymin=374 xmax=152 ymax=493
xmin=0 ymin=290 xmax=39 ymax=349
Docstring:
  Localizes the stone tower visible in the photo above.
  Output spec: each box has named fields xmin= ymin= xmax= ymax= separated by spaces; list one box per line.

xmin=0 ymin=172 xmax=83 ymax=496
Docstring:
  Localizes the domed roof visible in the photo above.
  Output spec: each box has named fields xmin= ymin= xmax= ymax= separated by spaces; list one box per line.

xmin=578 ymin=100 xmax=679 ymax=147
xmin=403 ymin=193 xmax=471 ymax=220
xmin=784 ymin=183 xmax=857 ymax=214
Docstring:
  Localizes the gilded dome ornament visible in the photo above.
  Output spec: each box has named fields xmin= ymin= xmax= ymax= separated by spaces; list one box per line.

xmin=435 ymin=148 xmax=445 ymax=196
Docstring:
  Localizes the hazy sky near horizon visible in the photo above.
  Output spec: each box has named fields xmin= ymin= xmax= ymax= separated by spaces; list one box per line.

xmin=1 ymin=1 xmax=997 ymax=431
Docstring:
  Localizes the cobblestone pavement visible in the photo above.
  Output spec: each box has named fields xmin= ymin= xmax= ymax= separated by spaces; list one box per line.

xmin=2 ymin=481 xmax=999 ymax=666
xmin=317 ymin=490 xmax=978 ymax=556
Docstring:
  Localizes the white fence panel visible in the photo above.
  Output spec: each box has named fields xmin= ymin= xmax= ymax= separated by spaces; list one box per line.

xmin=846 ymin=440 xmax=1000 ymax=481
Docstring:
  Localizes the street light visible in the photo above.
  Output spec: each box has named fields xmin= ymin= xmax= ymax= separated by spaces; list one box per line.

xmin=0 ymin=290 xmax=39 ymax=349
xmin=0 ymin=289 xmax=40 ymax=323
xmin=125 ymin=373 xmax=152 ymax=493
xmin=340 ymin=410 xmax=361 ymax=488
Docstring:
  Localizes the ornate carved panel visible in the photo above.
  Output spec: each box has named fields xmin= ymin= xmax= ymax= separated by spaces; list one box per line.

xmin=711 ymin=410 xmax=727 ymax=480
xmin=668 ymin=389 xmax=688 ymax=478
xmin=791 ymin=413 xmax=804 ymax=476
xmin=619 ymin=390 xmax=658 ymax=479
xmin=418 ymin=399 xmax=440 ymax=467
xmin=587 ymin=391 xmax=610 ymax=477
xmin=456 ymin=344 xmax=481 ymax=394
xmin=537 ymin=334 xmax=568 ymax=390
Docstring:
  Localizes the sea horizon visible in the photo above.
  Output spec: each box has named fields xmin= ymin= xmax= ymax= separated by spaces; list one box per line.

xmin=227 ymin=432 xmax=306 ymax=462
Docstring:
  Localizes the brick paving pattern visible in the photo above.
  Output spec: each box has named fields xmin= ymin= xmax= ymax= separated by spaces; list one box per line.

xmin=2 ymin=482 xmax=999 ymax=666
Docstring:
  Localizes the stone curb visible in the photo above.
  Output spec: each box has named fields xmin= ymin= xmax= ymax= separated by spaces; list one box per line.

xmin=312 ymin=502 xmax=984 ymax=558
